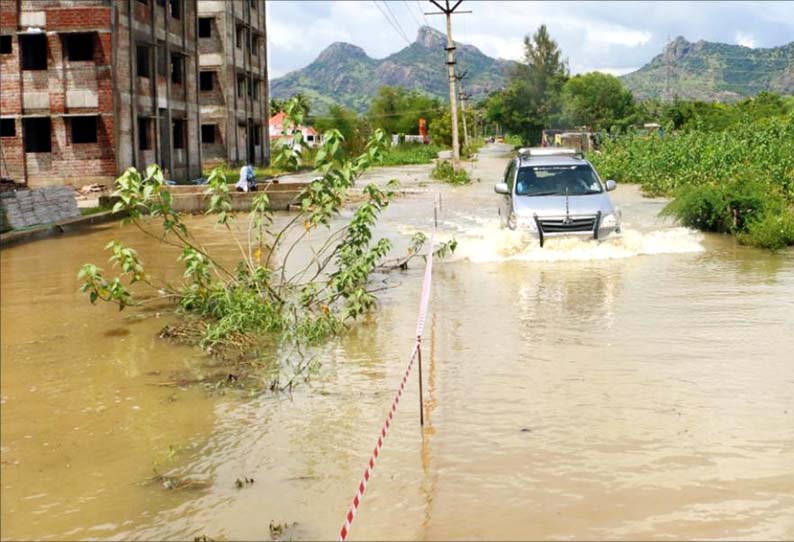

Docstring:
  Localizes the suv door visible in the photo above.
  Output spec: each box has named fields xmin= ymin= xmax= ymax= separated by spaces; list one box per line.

xmin=499 ymin=159 xmax=516 ymax=227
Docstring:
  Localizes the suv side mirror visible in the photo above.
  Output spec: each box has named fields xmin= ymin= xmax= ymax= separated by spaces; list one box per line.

xmin=494 ymin=182 xmax=510 ymax=195
xmin=605 ymin=180 xmax=617 ymax=191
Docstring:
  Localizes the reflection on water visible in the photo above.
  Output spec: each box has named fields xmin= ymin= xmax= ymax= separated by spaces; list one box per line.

xmin=2 ymin=145 xmax=793 ymax=540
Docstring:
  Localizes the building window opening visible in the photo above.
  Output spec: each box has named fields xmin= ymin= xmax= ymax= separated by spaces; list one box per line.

xmin=136 ymin=45 xmax=150 ymax=77
xmin=172 ymin=119 xmax=185 ymax=149
xmin=64 ymin=32 xmax=94 ymax=61
xmin=169 ymin=0 xmax=181 ymax=20
xmin=23 ymin=118 xmax=51 ymax=152
xmin=251 ymin=35 xmax=258 ymax=57
xmin=0 ymin=35 xmax=12 ymax=55
xmin=201 ymin=124 xmax=216 ymax=144
xmin=198 ymin=17 xmax=212 ymax=38
xmin=237 ymin=75 xmax=245 ymax=98
xmin=199 ymin=71 xmax=214 ymax=91
xmin=20 ymin=34 xmax=47 ymax=70
xmin=252 ymin=79 xmax=260 ymax=99
xmin=138 ymin=117 xmax=151 ymax=150
xmin=0 ymin=119 xmax=15 ymax=137
xmin=71 ymin=116 xmax=98 ymax=144
xmin=156 ymin=43 xmax=167 ymax=76
xmin=171 ymin=53 xmax=183 ymax=84
xmin=253 ymin=125 xmax=261 ymax=146
xmin=236 ymin=26 xmax=243 ymax=49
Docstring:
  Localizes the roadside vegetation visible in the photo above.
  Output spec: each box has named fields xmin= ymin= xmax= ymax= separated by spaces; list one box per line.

xmin=80 ymin=204 xmax=113 ymax=216
xmin=431 ymin=160 xmax=471 ymax=185
xmin=380 ymin=142 xmax=444 ymax=166
xmin=78 ymin=97 xmax=455 ymax=393
xmin=591 ymin=114 xmax=794 ymax=249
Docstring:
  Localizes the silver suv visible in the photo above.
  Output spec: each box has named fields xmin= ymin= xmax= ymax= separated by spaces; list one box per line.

xmin=494 ymin=148 xmax=621 ymax=247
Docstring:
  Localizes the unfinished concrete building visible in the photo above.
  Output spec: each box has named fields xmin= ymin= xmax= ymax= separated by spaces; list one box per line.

xmin=0 ymin=0 xmax=204 ymax=188
xmin=197 ymin=0 xmax=269 ymax=167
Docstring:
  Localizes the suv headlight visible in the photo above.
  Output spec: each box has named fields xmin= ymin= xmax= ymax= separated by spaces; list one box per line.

xmin=515 ymin=215 xmax=537 ymax=231
xmin=601 ymin=213 xmax=618 ymax=228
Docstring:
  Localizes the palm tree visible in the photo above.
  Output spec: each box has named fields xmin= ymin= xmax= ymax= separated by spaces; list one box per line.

xmin=269 ymin=98 xmax=284 ymax=115
xmin=292 ymin=93 xmax=311 ymax=116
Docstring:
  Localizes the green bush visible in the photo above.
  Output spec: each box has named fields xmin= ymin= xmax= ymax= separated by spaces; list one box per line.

xmin=662 ymin=179 xmax=794 ymax=249
xmin=431 ymin=160 xmax=470 ymax=185
xmin=380 ymin=142 xmax=444 ymax=166
xmin=503 ymin=134 xmax=523 ymax=148
xmin=739 ymin=211 xmax=794 ymax=250
xmin=662 ymin=179 xmax=773 ymax=233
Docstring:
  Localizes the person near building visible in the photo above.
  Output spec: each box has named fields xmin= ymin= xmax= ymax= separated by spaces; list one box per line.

xmin=235 ymin=164 xmax=257 ymax=192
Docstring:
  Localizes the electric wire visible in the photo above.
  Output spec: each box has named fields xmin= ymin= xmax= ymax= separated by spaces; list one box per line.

xmin=402 ymin=0 xmax=423 ymax=33
xmin=379 ymin=0 xmax=412 ymax=45
xmin=372 ymin=1 xmax=411 ymax=45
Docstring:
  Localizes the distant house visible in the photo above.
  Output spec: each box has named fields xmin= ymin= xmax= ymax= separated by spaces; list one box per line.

xmin=268 ymin=112 xmax=322 ymax=147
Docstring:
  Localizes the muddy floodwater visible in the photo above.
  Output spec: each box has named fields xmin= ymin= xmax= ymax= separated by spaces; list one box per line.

xmin=2 ymin=144 xmax=793 ymax=540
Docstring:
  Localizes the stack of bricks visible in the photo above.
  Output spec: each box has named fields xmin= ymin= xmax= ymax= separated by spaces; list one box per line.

xmin=0 ymin=187 xmax=81 ymax=230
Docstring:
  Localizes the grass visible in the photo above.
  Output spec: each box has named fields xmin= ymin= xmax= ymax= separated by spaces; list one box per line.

xmin=202 ymin=164 xmax=312 ymax=184
xmin=80 ymin=205 xmax=112 ymax=216
xmin=431 ymin=160 xmax=471 ymax=185
xmin=380 ymin=142 xmax=445 ymax=166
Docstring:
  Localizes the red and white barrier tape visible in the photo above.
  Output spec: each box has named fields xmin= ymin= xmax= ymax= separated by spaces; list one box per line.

xmin=415 ymin=230 xmax=434 ymax=341
xmin=337 ymin=198 xmax=437 ymax=542
xmin=338 ymin=342 xmax=418 ymax=542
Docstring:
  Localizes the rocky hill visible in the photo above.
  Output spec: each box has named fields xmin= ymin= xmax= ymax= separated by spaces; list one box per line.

xmin=270 ymin=26 xmax=513 ymax=113
xmin=620 ymin=37 xmax=794 ymax=101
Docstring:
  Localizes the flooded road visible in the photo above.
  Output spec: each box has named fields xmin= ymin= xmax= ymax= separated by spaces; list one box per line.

xmin=2 ymin=144 xmax=793 ymax=540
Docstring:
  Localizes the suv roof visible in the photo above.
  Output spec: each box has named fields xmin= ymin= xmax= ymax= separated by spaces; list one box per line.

xmin=517 ymin=154 xmax=588 ymax=167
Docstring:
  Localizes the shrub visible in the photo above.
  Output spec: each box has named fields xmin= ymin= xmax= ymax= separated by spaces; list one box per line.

xmin=739 ymin=211 xmax=794 ymax=251
xmin=380 ymin=142 xmax=444 ymax=166
xmin=662 ymin=178 xmax=794 ymax=249
xmin=662 ymin=179 xmax=773 ymax=233
xmin=431 ymin=160 xmax=470 ymax=185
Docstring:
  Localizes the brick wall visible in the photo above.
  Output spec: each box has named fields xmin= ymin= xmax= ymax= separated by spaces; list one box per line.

xmin=0 ymin=186 xmax=81 ymax=230
xmin=0 ymin=1 xmax=117 ymax=187
xmin=1 ymin=4 xmax=23 ymax=181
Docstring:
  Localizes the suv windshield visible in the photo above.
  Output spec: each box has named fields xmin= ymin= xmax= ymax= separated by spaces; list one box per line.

xmin=515 ymin=164 xmax=602 ymax=196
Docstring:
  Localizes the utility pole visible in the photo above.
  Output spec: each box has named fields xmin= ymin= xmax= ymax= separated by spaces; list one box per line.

xmin=426 ymin=1 xmax=470 ymax=165
xmin=455 ymin=71 xmax=470 ymax=153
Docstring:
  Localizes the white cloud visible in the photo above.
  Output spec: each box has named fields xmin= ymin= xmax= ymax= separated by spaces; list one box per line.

xmin=592 ymin=66 xmax=642 ymax=76
xmin=735 ymin=31 xmax=755 ymax=48
xmin=585 ymin=27 xmax=652 ymax=47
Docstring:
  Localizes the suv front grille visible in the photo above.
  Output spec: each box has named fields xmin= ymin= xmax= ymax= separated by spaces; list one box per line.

xmin=533 ymin=211 xmax=603 ymax=247
xmin=537 ymin=215 xmax=598 ymax=233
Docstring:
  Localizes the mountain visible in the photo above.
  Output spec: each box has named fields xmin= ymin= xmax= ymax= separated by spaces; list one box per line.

xmin=620 ymin=37 xmax=794 ymax=101
xmin=270 ymin=26 xmax=513 ymax=113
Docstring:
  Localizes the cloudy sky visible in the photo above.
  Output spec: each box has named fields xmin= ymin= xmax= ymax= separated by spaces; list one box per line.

xmin=266 ymin=1 xmax=794 ymax=78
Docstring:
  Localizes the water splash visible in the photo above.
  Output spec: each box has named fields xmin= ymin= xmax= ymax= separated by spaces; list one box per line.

xmin=450 ymin=221 xmax=704 ymax=262
xmin=393 ymin=213 xmax=704 ymax=263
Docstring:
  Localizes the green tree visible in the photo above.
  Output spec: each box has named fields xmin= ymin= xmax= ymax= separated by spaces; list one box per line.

xmin=368 ymin=86 xmax=442 ymax=135
xmin=269 ymin=98 xmax=285 ymax=115
xmin=497 ymin=25 xmax=569 ymax=144
xmin=314 ymin=105 xmax=370 ymax=155
xmin=428 ymin=108 xmax=475 ymax=152
xmin=560 ymin=72 xmax=635 ymax=132
xmin=292 ymin=93 xmax=311 ymax=117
